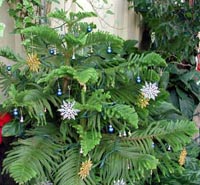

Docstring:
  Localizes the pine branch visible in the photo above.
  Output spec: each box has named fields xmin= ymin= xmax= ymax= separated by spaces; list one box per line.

xmin=0 ymin=47 xmax=23 ymax=62
xmin=54 ymin=147 xmax=86 ymax=185
xmin=125 ymin=120 xmax=197 ymax=152
xmin=22 ymin=25 xmax=62 ymax=47
xmin=103 ymin=103 xmax=139 ymax=129
xmin=3 ymin=135 xmax=60 ymax=184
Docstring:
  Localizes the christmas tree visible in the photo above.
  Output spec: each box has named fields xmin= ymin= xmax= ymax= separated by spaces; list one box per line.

xmin=0 ymin=1 xmax=198 ymax=185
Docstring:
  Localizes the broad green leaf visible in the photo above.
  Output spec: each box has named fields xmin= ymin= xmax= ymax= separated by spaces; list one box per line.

xmin=75 ymin=68 xmax=99 ymax=84
xmin=76 ymin=125 xmax=102 ymax=156
xmin=2 ymin=121 xmax=23 ymax=137
xmin=142 ymin=52 xmax=167 ymax=67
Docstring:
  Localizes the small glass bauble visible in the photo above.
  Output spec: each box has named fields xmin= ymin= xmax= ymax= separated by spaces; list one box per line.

xmin=13 ymin=108 xmax=19 ymax=116
xmin=107 ymin=46 xmax=112 ymax=54
xmin=108 ymin=124 xmax=114 ymax=133
xmin=57 ymin=88 xmax=62 ymax=96
xmin=136 ymin=76 xmax=142 ymax=83
xmin=87 ymin=25 xmax=92 ymax=33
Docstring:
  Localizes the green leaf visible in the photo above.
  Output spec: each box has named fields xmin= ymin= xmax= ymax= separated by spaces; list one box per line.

xmin=54 ymin=147 xmax=85 ymax=185
xmin=2 ymin=121 xmax=23 ymax=137
xmin=22 ymin=26 xmax=62 ymax=46
xmin=3 ymin=136 xmax=59 ymax=184
xmin=104 ymin=104 xmax=138 ymax=128
xmin=48 ymin=9 xmax=68 ymax=22
xmin=106 ymin=10 xmax=114 ymax=15
xmin=60 ymin=122 xmax=68 ymax=141
xmin=142 ymin=52 xmax=167 ymax=67
xmin=160 ymin=71 xmax=169 ymax=89
xmin=76 ymin=125 xmax=102 ymax=156
xmin=77 ymin=89 xmax=111 ymax=112
xmin=75 ymin=68 xmax=99 ymax=85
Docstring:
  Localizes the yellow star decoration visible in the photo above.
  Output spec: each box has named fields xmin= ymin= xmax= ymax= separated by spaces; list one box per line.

xmin=178 ymin=148 xmax=187 ymax=166
xmin=27 ymin=53 xmax=41 ymax=72
xmin=136 ymin=93 xmax=149 ymax=108
xmin=78 ymin=159 xmax=93 ymax=179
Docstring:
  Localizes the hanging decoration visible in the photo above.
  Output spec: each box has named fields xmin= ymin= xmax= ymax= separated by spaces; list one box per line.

xmin=58 ymin=100 xmax=80 ymax=120
xmin=6 ymin=65 xmax=11 ymax=73
xmin=178 ymin=148 xmax=187 ymax=166
xmin=136 ymin=94 xmax=149 ymax=108
xmin=136 ymin=76 xmax=142 ymax=83
xmin=167 ymin=145 xmax=171 ymax=151
xmin=140 ymin=82 xmax=160 ymax=100
xmin=87 ymin=25 xmax=92 ymax=33
xmin=123 ymin=130 xmax=127 ymax=137
xmin=57 ymin=88 xmax=62 ymax=96
xmin=113 ymin=179 xmax=126 ymax=185
xmin=78 ymin=159 xmax=93 ymax=179
xmin=107 ymin=43 xmax=112 ymax=54
xmin=0 ymin=113 xmax=12 ymax=144
xmin=27 ymin=53 xmax=41 ymax=72
xmin=13 ymin=108 xmax=19 ymax=116
xmin=195 ymin=32 xmax=200 ymax=71
xmin=49 ymin=46 xmax=57 ymax=55
xmin=57 ymin=82 xmax=62 ymax=96
xmin=72 ymin=47 xmax=76 ymax=59
xmin=108 ymin=124 xmax=114 ymax=133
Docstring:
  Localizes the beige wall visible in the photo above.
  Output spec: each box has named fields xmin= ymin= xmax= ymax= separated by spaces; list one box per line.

xmin=0 ymin=0 xmax=141 ymax=102
xmin=51 ymin=0 xmax=141 ymax=41
xmin=0 ymin=2 xmax=23 ymax=65
xmin=0 ymin=1 xmax=141 ymax=56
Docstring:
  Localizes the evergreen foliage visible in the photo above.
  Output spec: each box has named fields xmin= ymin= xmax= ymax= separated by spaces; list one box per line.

xmin=0 ymin=1 xmax=198 ymax=184
xmin=127 ymin=0 xmax=200 ymax=184
xmin=127 ymin=0 xmax=200 ymax=119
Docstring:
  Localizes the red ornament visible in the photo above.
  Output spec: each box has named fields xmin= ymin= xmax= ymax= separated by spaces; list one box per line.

xmin=196 ymin=53 xmax=200 ymax=71
xmin=0 ymin=113 xmax=12 ymax=144
xmin=189 ymin=0 xmax=194 ymax=7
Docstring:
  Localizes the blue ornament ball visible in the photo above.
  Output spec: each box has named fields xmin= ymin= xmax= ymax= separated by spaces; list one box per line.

xmin=13 ymin=108 xmax=19 ymax=116
xmin=6 ymin=65 xmax=11 ymax=71
xmin=57 ymin=88 xmax=62 ymax=96
xmin=87 ymin=25 xmax=92 ymax=33
xmin=136 ymin=76 xmax=142 ymax=83
xmin=107 ymin=46 xmax=112 ymax=54
xmin=49 ymin=48 xmax=54 ymax=55
xmin=108 ymin=125 xmax=114 ymax=133
xmin=49 ymin=48 xmax=56 ymax=55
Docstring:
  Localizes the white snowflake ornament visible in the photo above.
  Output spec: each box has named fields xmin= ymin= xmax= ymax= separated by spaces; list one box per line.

xmin=113 ymin=179 xmax=126 ymax=185
xmin=140 ymin=82 xmax=160 ymax=100
xmin=58 ymin=100 xmax=80 ymax=120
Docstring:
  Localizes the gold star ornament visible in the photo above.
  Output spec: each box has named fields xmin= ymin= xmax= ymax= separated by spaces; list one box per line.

xmin=136 ymin=93 xmax=149 ymax=108
xmin=27 ymin=53 xmax=41 ymax=72
xmin=78 ymin=159 xmax=93 ymax=179
xmin=178 ymin=148 xmax=187 ymax=166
